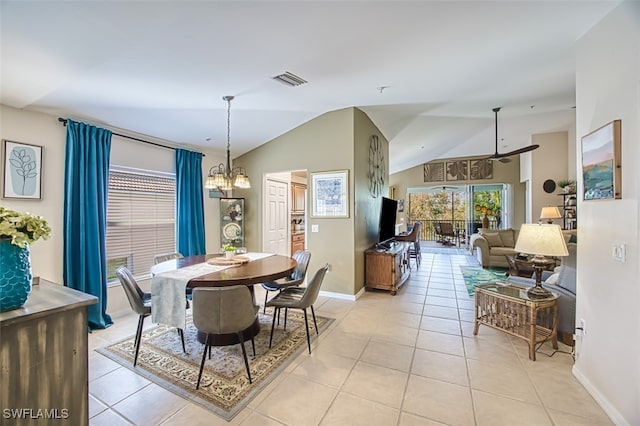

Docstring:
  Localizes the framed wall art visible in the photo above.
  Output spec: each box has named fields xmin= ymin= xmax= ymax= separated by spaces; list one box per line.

xmin=581 ymin=119 xmax=621 ymax=201
xmin=469 ymin=159 xmax=493 ymax=180
xmin=311 ymin=170 xmax=349 ymax=218
xmin=423 ymin=162 xmax=445 ymax=182
xmin=446 ymin=160 xmax=468 ymax=181
xmin=2 ymin=140 xmax=43 ymax=199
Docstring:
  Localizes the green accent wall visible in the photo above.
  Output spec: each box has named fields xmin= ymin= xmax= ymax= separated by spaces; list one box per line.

xmin=233 ymin=107 xmax=387 ymax=296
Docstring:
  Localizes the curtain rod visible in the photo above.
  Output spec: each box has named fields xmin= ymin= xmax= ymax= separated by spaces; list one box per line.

xmin=57 ymin=118 xmax=205 ymax=156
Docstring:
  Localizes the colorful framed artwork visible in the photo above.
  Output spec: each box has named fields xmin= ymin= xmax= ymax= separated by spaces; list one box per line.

xmin=311 ymin=170 xmax=349 ymax=218
xmin=2 ymin=140 xmax=43 ymax=199
xmin=581 ymin=119 xmax=621 ymax=201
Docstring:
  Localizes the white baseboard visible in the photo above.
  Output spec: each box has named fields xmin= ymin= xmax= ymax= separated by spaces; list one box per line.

xmin=319 ymin=286 xmax=365 ymax=301
xmin=572 ymin=365 xmax=628 ymax=426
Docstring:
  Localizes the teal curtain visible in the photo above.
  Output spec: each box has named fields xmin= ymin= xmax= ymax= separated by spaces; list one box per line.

xmin=176 ymin=149 xmax=205 ymax=256
xmin=63 ymin=119 xmax=113 ymax=330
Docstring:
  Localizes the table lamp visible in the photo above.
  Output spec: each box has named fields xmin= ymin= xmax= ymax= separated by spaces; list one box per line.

xmin=539 ymin=206 xmax=561 ymax=224
xmin=514 ymin=223 xmax=568 ymax=298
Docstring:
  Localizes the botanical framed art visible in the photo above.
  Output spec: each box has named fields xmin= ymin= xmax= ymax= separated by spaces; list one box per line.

xmin=2 ymin=140 xmax=43 ymax=199
xmin=311 ymin=170 xmax=349 ymax=218
xmin=423 ymin=162 xmax=445 ymax=182
xmin=446 ymin=160 xmax=468 ymax=181
xmin=581 ymin=119 xmax=621 ymax=201
xmin=470 ymin=159 xmax=493 ymax=180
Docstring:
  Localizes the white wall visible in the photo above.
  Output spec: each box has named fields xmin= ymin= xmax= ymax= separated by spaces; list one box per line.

xmin=574 ymin=3 xmax=640 ymax=425
xmin=0 ymin=105 xmax=225 ymax=316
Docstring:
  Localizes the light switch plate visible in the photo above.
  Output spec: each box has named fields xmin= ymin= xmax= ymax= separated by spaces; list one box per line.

xmin=612 ymin=243 xmax=626 ymax=262
xmin=311 ymin=224 xmax=319 ymax=233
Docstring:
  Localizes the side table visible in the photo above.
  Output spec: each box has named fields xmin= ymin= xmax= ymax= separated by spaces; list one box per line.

xmin=474 ymin=282 xmax=558 ymax=361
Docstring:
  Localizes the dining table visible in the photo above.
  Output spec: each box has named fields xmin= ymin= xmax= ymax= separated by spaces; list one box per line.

xmin=150 ymin=253 xmax=297 ymax=345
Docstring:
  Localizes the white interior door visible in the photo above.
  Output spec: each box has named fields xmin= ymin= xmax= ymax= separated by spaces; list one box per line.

xmin=263 ymin=178 xmax=289 ymax=255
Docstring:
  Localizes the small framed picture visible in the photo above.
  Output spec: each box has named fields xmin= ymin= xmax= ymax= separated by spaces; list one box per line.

xmin=311 ymin=170 xmax=349 ymax=218
xmin=2 ymin=140 xmax=43 ymax=199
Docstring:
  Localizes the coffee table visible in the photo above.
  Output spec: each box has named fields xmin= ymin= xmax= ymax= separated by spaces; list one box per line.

xmin=474 ymin=282 xmax=558 ymax=361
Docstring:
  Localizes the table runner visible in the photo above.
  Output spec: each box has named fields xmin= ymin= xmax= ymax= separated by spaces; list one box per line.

xmin=151 ymin=252 xmax=274 ymax=329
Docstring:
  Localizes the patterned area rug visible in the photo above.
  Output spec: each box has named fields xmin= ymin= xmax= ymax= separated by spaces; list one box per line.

xmin=422 ymin=246 xmax=469 ymax=255
xmin=460 ymin=265 xmax=509 ymax=296
xmin=97 ymin=309 xmax=333 ymax=421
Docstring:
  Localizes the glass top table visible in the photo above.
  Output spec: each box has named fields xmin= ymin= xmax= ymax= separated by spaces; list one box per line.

xmin=476 ymin=282 xmax=558 ymax=302
xmin=474 ymin=282 xmax=559 ymax=360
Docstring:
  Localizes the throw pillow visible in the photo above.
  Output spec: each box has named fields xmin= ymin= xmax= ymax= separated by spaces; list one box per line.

xmin=544 ymin=273 xmax=559 ymax=285
xmin=498 ymin=229 xmax=516 ymax=247
xmin=481 ymin=232 xmax=503 ymax=248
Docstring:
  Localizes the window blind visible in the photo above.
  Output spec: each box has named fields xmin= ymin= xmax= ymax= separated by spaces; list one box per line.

xmin=106 ymin=168 xmax=176 ymax=281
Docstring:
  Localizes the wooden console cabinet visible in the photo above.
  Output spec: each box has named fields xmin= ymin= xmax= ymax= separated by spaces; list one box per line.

xmin=0 ymin=280 xmax=97 ymax=426
xmin=365 ymin=241 xmax=411 ymax=295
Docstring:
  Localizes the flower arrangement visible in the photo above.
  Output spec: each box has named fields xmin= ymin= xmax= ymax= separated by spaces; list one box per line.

xmin=0 ymin=207 xmax=51 ymax=248
xmin=221 ymin=243 xmax=236 ymax=252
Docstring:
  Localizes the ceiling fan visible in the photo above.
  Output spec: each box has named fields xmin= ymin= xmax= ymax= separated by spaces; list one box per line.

xmin=484 ymin=107 xmax=539 ymax=163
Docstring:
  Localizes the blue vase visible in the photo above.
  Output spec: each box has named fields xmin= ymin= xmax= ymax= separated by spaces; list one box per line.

xmin=0 ymin=239 xmax=32 ymax=312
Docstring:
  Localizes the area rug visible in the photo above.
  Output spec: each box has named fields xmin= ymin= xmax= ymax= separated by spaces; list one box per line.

xmin=460 ymin=265 xmax=509 ymax=296
xmin=422 ymin=246 xmax=469 ymax=255
xmin=97 ymin=309 xmax=333 ymax=421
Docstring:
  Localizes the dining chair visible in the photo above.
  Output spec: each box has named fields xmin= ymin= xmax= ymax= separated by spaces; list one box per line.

xmin=116 ymin=267 xmax=186 ymax=366
xmin=261 ymin=250 xmax=311 ymax=313
xmin=152 ymin=251 xmax=194 ymax=300
xmin=153 ymin=252 xmax=184 ymax=265
xmin=266 ymin=264 xmax=328 ymax=354
xmin=192 ymin=286 xmax=259 ymax=389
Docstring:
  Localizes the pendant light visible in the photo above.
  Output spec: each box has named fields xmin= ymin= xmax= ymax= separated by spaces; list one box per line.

xmin=204 ymin=96 xmax=251 ymax=191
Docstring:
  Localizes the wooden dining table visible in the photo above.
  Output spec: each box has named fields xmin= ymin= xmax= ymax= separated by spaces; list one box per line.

xmin=151 ymin=253 xmax=296 ymax=345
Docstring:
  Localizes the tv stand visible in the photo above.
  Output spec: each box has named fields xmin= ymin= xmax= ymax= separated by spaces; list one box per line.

xmin=365 ymin=241 xmax=411 ymax=295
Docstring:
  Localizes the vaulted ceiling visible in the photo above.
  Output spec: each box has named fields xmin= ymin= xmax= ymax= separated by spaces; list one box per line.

xmin=0 ymin=1 xmax=619 ymax=173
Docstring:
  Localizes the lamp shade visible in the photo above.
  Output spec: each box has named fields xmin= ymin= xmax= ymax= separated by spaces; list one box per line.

xmin=514 ymin=223 xmax=569 ymax=257
xmin=540 ymin=206 xmax=561 ymax=221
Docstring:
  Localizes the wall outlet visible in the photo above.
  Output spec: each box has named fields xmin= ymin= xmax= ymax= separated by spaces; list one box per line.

xmin=579 ymin=318 xmax=586 ymax=336
xmin=311 ymin=224 xmax=319 ymax=233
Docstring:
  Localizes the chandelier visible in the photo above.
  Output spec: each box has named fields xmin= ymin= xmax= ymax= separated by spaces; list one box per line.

xmin=204 ymin=95 xmax=251 ymax=191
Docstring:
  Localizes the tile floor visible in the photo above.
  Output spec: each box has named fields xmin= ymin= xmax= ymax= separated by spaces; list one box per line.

xmin=88 ymin=250 xmax=612 ymax=425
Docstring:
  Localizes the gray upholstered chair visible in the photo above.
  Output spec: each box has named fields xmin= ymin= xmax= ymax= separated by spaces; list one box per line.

xmin=153 ymin=252 xmax=184 ymax=265
xmin=153 ymin=251 xmax=193 ymax=299
xmin=192 ymin=286 xmax=259 ymax=389
xmin=266 ymin=264 xmax=328 ymax=353
xmin=116 ymin=267 xmax=186 ymax=366
xmin=261 ymin=250 xmax=311 ymax=313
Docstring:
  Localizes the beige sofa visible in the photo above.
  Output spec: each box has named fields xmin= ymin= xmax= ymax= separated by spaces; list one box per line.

xmin=469 ymin=228 xmax=519 ymax=268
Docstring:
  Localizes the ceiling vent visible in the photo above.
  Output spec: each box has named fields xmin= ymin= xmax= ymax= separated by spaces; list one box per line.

xmin=272 ymin=71 xmax=307 ymax=87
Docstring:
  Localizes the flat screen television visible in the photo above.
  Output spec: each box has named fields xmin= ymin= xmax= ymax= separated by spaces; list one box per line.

xmin=378 ymin=197 xmax=398 ymax=245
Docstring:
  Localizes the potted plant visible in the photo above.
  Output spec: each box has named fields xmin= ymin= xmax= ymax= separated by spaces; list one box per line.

xmin=557 ymin=179 xmax=576 ymax=194
xmin=0 ymin=207 xmax=51 ymax=311
xmin=221 ymin=243 xmax=236 ymax=260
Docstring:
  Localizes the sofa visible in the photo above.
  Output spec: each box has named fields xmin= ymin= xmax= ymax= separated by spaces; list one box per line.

xmin=507 ymin=242 xmax=577 ymax=345
xmin=469 ymin=228 xmax=519 ymax=268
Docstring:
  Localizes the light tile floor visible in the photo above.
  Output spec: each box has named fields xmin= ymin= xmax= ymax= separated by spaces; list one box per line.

xmin=88 ymin=250 xmax=612 ymax=425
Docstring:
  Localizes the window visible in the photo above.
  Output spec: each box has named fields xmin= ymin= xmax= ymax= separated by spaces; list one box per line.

xmin=106 ymin=167 xmax=176 ymax=282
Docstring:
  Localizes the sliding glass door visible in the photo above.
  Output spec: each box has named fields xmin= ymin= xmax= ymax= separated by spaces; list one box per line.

xmin=407 ymin=184 xmax=511 ymax=241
